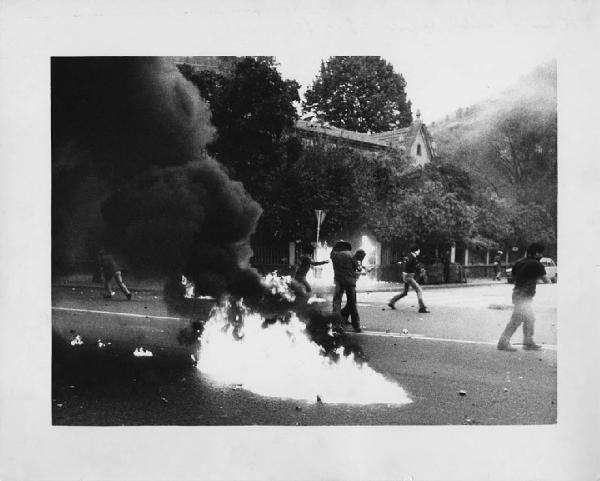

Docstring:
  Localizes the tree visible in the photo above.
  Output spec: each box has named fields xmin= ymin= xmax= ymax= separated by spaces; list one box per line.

xmin=370 ymin=180 xmax=477 ymax=247
xmin=303 ymin=56 xmax=412 ymax=133
xmin=180 ymin=57 xmax=300 ymax=209
xmin=429 ymin=61 xmax=557 ymax=252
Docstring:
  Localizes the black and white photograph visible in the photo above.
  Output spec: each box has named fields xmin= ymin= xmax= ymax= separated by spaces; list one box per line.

xmin=1 ymin=1 xmax=598 ymax=480
xmin=50 ymin=54 xmax=558 ymax=426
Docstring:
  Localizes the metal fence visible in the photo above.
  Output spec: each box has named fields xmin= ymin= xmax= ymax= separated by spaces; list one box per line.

xmin=250 ymin=242 xmax=291 ymax=269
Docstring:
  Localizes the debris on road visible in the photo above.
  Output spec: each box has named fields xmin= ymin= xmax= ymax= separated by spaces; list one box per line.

xmin=70 ymin=335 xmax=83 ymax=346
xmin=503 ymin=388 xmax=509 ymax=393
xmin=459 ymin=390 xmax=467 ymax=396
xmin=133 ymin=347 xmax=153 ymax=357
xmin=488 ymin=303 xmax=511 ymax=310
xmin=402 ymin=328 xmax=409 ymax=335
xmin=160 ymin=397 xmax=169 ymax=404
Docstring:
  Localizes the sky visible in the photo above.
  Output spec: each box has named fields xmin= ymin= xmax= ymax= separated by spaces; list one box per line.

xmin=271 ymin=1 xmax=581 ymax=122
xmin=276 ymin=44 xmax=556 ymax=123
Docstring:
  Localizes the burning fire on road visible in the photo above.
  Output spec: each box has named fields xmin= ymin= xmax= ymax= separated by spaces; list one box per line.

xmin=194 ymin=278 xmax=411 ymax=406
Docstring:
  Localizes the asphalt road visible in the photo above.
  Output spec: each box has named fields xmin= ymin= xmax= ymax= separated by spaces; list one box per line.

xmin=51 ymin=283 xmax=557 ymax=425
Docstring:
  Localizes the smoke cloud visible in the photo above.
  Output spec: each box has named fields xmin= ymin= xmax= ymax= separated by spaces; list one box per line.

xmin=52 ymin=57 xmax=265 ymax=297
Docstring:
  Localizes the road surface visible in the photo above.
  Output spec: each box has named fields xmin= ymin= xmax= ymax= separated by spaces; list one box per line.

xmin=52 ymin=283 xmax=557 ymax=425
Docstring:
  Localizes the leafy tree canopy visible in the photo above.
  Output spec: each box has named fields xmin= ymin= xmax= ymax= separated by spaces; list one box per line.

xmin=303 ymin=56 xmax=412 ymax=133
xmin=180 ymin=57 xmax=300 ymax=203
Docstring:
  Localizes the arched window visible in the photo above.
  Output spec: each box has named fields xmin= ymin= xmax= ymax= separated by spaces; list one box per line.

xmin=417 ymin=144 xmax=422 ymax=156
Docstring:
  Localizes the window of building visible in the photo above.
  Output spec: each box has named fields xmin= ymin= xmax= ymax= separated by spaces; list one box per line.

xmin=417 ymin=144 xmax=422 ymax=156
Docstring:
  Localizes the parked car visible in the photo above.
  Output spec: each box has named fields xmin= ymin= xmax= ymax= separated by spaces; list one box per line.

xmin=506 ymin=257 xmax=557 ymax=284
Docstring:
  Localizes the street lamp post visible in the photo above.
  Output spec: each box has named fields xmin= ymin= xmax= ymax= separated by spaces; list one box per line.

xmin=315 ymin=209 xmax=326 ymax=247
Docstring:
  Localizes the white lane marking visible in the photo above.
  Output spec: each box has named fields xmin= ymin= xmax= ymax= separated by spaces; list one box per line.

xmin=53 ymin=308 xmax=557 ymax=351
xmin=354 ymin=329 xmax=557 ymax=351
xmin=52 ymin=306 xmax=186 ymax=321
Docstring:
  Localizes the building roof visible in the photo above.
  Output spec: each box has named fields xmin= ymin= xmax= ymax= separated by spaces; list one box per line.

xmin=295 ymin=119 xmax=391 ymax=149
xmin=295 ymin=118 xmax=436 ymax=159
xmin=370 ymin=120 xmax=434 ymax=154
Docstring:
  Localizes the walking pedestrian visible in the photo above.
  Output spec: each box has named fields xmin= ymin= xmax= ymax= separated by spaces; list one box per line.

xmin=293 ymin=245 xmax=329 ymax=293
xmin=497 ymin=243 xmax=550 ymax=351
xmin=387 ymin=245 xmax=430 ymax=313
xmin=493 ymin=250 xmax=503 ymax=281
xmin=330 ymin=241 xmax=362 ymax=333
xmin=98 ymin=249 xmax=132 ymax=300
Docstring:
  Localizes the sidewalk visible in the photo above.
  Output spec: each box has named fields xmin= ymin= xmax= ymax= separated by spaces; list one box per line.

xmin=54 ymin=273 xmax=502 ymax=294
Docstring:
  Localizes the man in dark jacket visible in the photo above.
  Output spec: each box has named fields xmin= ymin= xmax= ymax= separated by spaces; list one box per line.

xmin=387 ymin=245 xmax=429 ymax=313
xmin=330 ymin=241 xmax=362 ymax=333
xmin=497 ymin=243 xmax=549 ymax=351
xmin=341 ymin=249 xmax=369 ymax=327
xmin=98 ymin=250 xmax=132 ymax=300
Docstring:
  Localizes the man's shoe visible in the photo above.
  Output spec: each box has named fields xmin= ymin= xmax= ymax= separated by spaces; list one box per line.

xmin=126 ymin=293 xmax=132 ymax=300
xmin=387 ymin=302 xmax=396 ymax=310
xmin=523 ymin=342 xmax=543 ymax=351
xmin=418 ymin=307 xmax=430 ymax=313
xmin=341 ymin=315 xmax=351 ymax=325
xmin=497 ymin=341 xmax=517 ymax=352
xmin=352 ymin=326 xmax=363 ymax=333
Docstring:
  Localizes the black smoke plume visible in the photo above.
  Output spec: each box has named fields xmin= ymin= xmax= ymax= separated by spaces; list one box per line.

xmin=52 ymin=57 xmax=266 ymax=298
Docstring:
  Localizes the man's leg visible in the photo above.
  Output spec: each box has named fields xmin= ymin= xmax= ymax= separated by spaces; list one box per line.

xmin=498 ymin=295 xmax=526 ymax=351
xmin=103 ymin=274 xmax=115 ymax=298
xmin=521 ymin=301 xmax=541 ymax=349
xmin=345 ymin=285 xmax=361 ymax=332
xmin=388 ymin=283 xmax=409 ymax=308
xmin=340 ymin=303 xmax=350 ymax=324
xmin=114 ymin=271 xmax=132 ymax=299
xmin=332 ymin=281 xmax=344 ymax=329
xmin=406 ymin=277 xmax=429 ymax=313
xmin=299 ymin=277 xmax=312 ymax=293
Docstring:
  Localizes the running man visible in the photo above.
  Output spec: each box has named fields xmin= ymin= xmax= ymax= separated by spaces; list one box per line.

xmin=387 ymin=245 xmax=429 ymax=313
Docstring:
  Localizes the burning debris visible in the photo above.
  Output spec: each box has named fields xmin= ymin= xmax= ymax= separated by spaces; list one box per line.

xmin=70 ymin=335 xmax=83 ymax=346
xmin=133 ymin=347 xmax=154 ymax=357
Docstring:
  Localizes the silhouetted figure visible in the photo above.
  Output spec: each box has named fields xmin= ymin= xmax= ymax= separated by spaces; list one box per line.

xmin=97 ymin=250 xmax=132 ymax=300
xmin=293 ymin=245 xmax=329 ymax=293
xmin=330 ymin=241 xmax=362 ymax=333
xmin=340 ymin=249 xmax=369 ymax=331
xmin=493 ymin=250 xmax=503 ymax=281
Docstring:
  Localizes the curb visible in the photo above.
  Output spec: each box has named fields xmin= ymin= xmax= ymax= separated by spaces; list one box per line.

xmin=54 ymin=280 xmax=503 ymax=294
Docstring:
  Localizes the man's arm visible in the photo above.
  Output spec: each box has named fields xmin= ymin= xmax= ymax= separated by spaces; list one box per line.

xmin=538 ymin=264 xmax=550 ymax=283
